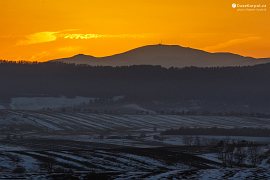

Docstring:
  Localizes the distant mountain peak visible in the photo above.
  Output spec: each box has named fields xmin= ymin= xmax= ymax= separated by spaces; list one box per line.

xmin=73 ymin=53 xmax=86 ymax=57
xmin=71 ymin=54 xmax=95 ymax=58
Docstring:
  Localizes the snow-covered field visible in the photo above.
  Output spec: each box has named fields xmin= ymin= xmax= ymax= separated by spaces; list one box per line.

xmin=0 ymin=149 xmax=189 ymax=178
xmin=1 ymin=110 xmax=269 ymax=132
xmin=0 ymin=110 xmax=270 ymax=179
xmin=0 ymin=147 xmax=269 ymax=179
xmin=1 ymin=110 xmax=269 ymax=148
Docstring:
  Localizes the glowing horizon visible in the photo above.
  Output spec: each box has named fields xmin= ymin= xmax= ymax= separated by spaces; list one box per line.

xmin=0 ymin=0 xmax=269 ymax=61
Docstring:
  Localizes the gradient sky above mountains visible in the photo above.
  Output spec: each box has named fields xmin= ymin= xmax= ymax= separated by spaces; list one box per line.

xmin=0 ymin=0 xmax=269 ymax=61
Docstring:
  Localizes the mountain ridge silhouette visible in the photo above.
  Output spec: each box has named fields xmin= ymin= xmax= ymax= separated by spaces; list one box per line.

xmin=50 ymin=44 xmax=270 ymax=68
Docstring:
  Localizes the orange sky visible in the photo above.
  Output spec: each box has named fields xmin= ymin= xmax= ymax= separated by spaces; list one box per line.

xmin=0 ymin=0 xmax=269 ymax=61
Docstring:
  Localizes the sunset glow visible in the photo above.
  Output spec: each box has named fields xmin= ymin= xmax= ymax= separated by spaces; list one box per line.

xmin=0 ymin=0 xmax=269 ymax=61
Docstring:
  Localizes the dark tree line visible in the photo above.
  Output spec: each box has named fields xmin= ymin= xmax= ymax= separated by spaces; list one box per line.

xmin=1 ymin=61 xmax=270 ymax=111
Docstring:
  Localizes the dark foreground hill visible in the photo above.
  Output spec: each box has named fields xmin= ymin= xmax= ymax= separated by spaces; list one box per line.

xmin=1 ymin=61 xmax=270 ymax=112
xmin=51 ymin=44 xmax=270 ymax=68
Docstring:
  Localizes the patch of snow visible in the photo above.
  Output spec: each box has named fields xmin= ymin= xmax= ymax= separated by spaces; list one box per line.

xmin=122 ymin=104 xmax=155 ymax=114
xmin=146 ymin=169 xmax=189 ymax=180
xmin=259 ymin=158 xmax=270 ymax=169
xmin=197 ymin=153 xmax=222 ymax=163
xmin=0 ymin=155 xmax=14 ymax=169
xmin=0 ymin=144 xmax=27 ymax=151
xmin=112 ymin=96 xmax=125 ymax=101
xmin=120 ymin=153 xmax=166 ymax=168
xmin=198 ymin=169 xmax=225 ymax=180
xmin=9 ymin=152 xmax=40 ymax=172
